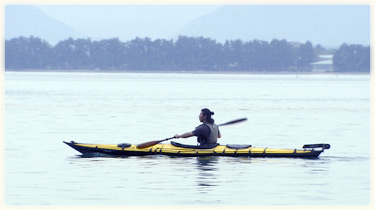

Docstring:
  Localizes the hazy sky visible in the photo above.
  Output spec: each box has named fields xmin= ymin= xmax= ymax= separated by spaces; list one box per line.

xmin=35 ymin=5 xmax=222 ymax=40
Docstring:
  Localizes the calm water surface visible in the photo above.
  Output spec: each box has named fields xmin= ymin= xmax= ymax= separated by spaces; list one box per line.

xmin=4 ymin=72 xmax=370 ymax=205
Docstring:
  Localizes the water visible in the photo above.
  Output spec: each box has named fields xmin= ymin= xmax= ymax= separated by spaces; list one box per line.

xmin=4 ymin=71 xmax=370 ymax=205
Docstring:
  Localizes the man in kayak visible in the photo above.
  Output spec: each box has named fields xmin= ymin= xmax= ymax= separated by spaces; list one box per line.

xmin=174 ymin=108 xmax=221 ymax=145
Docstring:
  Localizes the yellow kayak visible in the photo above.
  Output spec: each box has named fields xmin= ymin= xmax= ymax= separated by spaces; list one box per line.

xmin=63 ymin=141 xmax=330 ymax=158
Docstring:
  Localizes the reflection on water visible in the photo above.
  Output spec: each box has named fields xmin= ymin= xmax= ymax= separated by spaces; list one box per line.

xmin=195 ymin=156 xmax=219 ymax=192
xmin=196 ymin=156 xmax=219 ymax=171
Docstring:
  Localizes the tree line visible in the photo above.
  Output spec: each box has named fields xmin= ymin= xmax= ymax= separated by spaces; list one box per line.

xmin=5 ymin=36 xmax=370 ymax=72
xmin=333 ymin=44 xmax=370 ymax=72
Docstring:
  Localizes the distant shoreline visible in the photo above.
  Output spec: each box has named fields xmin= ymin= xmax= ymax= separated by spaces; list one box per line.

xmin=4 ymin=69 xmax=370 ymax=75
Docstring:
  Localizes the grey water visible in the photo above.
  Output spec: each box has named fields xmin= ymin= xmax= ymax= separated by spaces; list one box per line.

xmin=4 ymin=71 xmax=370 ymax=205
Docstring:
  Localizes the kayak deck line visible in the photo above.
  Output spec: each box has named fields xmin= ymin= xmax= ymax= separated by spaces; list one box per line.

xmin=63 ymin=141 xmax=330 ymax=158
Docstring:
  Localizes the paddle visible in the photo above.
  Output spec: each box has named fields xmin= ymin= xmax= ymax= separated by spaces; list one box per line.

xmin=136 ymin=117 xmax=247 ymax=149
xmin=217 ymin=117 xmax=248 ymax=126
xmin=136 ymin=137 xmax=176 ymax=149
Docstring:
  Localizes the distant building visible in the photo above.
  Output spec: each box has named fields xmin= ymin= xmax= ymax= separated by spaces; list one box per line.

xmin=311 ymin=55 xmax=334 ymax=72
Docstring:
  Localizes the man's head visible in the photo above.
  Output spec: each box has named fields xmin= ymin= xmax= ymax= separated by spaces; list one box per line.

xmin=199 ymin=108 xmax=214 ymax=123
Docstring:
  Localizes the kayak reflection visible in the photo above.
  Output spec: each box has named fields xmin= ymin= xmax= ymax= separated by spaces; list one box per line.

xmin=195 ymin=156 xmax=219 ymax=191
xmin=196 ymin=156 xmax=219 ymax=171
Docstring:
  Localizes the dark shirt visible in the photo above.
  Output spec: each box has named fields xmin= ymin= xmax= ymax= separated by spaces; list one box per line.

xmin=192 ymin=124 xmax=210 ymax=145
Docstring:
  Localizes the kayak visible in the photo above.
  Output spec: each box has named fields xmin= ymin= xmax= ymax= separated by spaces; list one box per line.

xmin=63 ymin=141 xmax=330 ymax=158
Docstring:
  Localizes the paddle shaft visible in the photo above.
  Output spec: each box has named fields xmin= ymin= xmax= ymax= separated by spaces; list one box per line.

xmin=136 ymin=117 xmax=247 ymax=149
xmin=217 ymin=118 xmax=248 ymax=126
xmin=137 ymin=137 xmax=175 ymax=149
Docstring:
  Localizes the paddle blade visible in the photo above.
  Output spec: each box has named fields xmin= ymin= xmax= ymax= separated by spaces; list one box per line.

xmin=136 ymin=137 xmax=175 ymax=149
xmin=137 ymin=140 xmax=164 ymax=149
xmin=218 ymin=118 xmax=248 ymax=126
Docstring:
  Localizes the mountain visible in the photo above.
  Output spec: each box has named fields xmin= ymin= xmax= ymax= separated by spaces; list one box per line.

xmin=176 ymin=5 xmax=370 ymax=48
xmin=34 ymin=5 xmax=221 ymax=42
xmin=5 ymin=5 xmax=86 ymax=45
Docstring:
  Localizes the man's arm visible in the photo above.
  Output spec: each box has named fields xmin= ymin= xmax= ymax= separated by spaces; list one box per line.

xmin=174 ymin=132 xmax=194 ymax=138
